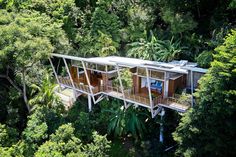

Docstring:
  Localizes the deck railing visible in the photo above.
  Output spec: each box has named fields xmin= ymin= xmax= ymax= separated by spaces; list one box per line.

xmin=58 ymin=76 xmax=99 ymax=94
xmin=124 ymin=89 xmax=149 ymax=106
xmin=159 ymin=94 xmax=191 ymax=111
xmin=58 ymin=76 xmax=189 ymax=110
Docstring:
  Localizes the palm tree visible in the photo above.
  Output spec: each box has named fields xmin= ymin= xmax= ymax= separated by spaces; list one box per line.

xmin=105 ymin=103 xmax=147 ymax=138
xmin=127 ymin=33 xmax=183 ymax=62
xmin=127 ymin=33 xmax=161 ymax=61
xmin=156 ymin=37 xmax=183 ymax=62
xmin=125 ymin=109 xmax=147 ymax=138
xmin=29 ymin=73 xmax=63 ymax=111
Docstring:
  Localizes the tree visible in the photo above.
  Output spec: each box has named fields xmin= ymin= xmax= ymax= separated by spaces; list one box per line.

xmin=35 ymin=123 xmax=85 ymax=157
xmin=127 ymin=33 xmax=161 ymax=61
xmin=173 ymin=30 xmax=236 ymax=156
xmin=83 ymin=131 xmax=111 ymax=157
xmin=160 ymin=9 xmax=197 ymax=35
xmin=0 ymin=124 xmax=18 ymax=147
xmin=123 ymin=2 xmax=154 ymax=42
xmin=22 ymin=109 xmax=48 ymax=154
xmin=35 ymin=124 xmax=111 ymax=157
xmin=156 ymin=37 xmax=183 ymax=62
xmin=29 ymin=73 xmax=64 ymax=113
xmin=106 ymin=103 xmax=147 ymax=138
xmin=4 ymin=0 xmax=80 ymax=42
xmin=128 ymin=33 xmax=183 ymax=61
xmin=0 ymin=10 xmax=70 ymax=112
xmin=91 ymin=4 xmax=121 ymax=42
xmin=196 ymin=50 xmax=213 ymax=68
xmin=113 ymin=68 xmax=133 ymax=90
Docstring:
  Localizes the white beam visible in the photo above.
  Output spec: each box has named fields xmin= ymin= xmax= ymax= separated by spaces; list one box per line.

xmin=49 ymin=57 xmax=61 ymax=90
xmin=94 ymin=94 xmax=105 ymax=104
xmin=164 ymin=72 xmax=169 ymax=98
xmin=81 ymin=61 xmax=96 ymax=103
xmin=146 ymin=68 xmax=154 ymax=117
xmin=116 ymin=64 xmax=127 ymax=108
xmin=63 ymin=58 xmax=76 ymax=99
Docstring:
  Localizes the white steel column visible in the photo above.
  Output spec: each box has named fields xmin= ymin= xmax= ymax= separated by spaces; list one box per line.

xmin=88 ymin=95 xmax=92 ymax=112
xmin=190 ymin=70 xmax=194 ymax=107
xmin=116 ymin=64 xmax=127 ymax=108
xmin=63 ymin=58 xmax=76 ymax=99
xmin=164 ymin=72 xmax=169 ymax=98
xmin=146 ymin=68 xmax=154 ymax=117
xmin=49 ymin=57 xmax=61 ymax=90
xmin=81 ymin=61 xmax=96 ymax=103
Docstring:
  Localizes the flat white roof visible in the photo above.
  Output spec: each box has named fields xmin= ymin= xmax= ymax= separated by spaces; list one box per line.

xmin=51 ymin=54 xmax=207 ymax=74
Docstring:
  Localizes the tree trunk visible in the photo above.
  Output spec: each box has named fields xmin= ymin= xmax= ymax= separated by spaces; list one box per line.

xmin=22 ymin=69 xmax=31 ymax=112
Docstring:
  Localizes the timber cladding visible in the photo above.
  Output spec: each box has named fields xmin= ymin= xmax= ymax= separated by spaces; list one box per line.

xmin=168 ymin=75 xmax=186 ymax=97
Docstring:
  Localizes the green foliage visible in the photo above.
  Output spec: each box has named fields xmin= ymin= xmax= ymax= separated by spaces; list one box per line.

xmin=161 ymin=9 xmax=197 ymax=34
xmin=113 ymin=68 xmax=133 ymax=90
xmin=0 ymin=10 xmax=70 ymax=65
xmin=0 ymin=124 xmax=18 ymax=147
xmin=229 ymin=0 xmax=236 ymax=9
xmin=29 ymin=73 xmax=64 ymax=113
xmin=83 ymin=131 xmax=111 ymax=157
xmin=122 ymin=3 xmax=154 ymax=42
xmin=127 ymin=34 xmax=161 ymax=60
xmin=176 ymin=93 xmax=192 ymax=107
xmin=128 ymin=34 xmax=183 ymax=61
xmin=22 ymin=106 xmax=63 ymax=152
xmin=35 ymin=124 xmax=111 ymax=157
xmin=95 ymin=32 xmax=118 ymax=57
xmin=22 ymin=110 xmax=48 ymax=144
xmin=77 ymin=31 xmax=119 ymax=57
xmin=0 ymin=10 xmax=52 ymax=68
xmin=0 ymin=9 xmax=70 ymax=111
xmin=196 ymin=51 xmax=213 ymax=68
xmin=16 ymin=0 xmax=80 ymax=41
xmin=173 ymin=30 xmax=236 ymax=156
xmin=35 ymin=123 xmax=85 ymax=157
xmin=91 ymin=7 xmax=121 ymax=42
xmin=155 ymin=37 xmax=184 ymax=62
xmin=105 ymin=105 xmax=147 ymax=138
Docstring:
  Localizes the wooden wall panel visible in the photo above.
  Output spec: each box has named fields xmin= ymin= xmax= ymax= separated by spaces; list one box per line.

xmin=168 ymin=75 xmax=186 ymax=97
xmin=70 ymin=66 xmax=79 ymax=83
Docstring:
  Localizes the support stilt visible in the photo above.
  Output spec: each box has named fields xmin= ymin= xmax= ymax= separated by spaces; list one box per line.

xmin=88 ymin=95 xmax=92 ymax=112
xmin=49 ymin=57 xmax=62 ymax=91
xmin=63 ymin=58 xmax=76 ymax=99
xmin=116 ymin=64 xmax=127 ymax=108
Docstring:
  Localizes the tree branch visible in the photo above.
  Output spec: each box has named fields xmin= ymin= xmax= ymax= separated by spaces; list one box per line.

xmin=0 ymin=74 xmax=23 ymax=94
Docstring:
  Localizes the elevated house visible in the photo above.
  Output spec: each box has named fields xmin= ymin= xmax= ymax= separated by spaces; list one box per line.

xmin=49 ymin=53 xmax=207 ymax=118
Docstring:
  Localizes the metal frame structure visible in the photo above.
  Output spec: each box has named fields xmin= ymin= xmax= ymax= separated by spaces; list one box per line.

xmin=49 ymin=53 xmax=207 ymax=118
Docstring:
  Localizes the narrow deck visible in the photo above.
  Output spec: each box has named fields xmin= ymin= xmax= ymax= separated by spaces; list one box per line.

xmin=159 ymin=98 xmax=190 ymax=112
xmin=57 ymin=76 xmax=190 ymax=111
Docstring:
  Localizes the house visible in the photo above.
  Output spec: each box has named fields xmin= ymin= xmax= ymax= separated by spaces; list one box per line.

xmin=49 ymin=53 xmax=207 ymax=118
